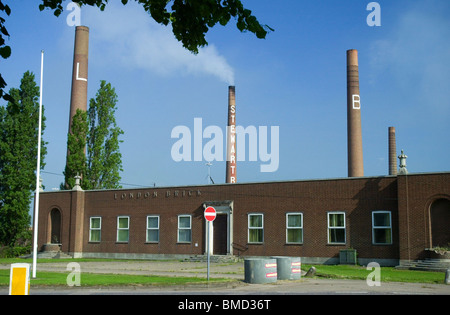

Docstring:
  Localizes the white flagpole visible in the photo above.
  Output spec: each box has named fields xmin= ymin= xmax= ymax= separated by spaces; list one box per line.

xmin=32 ymin=50 xmax=44 ymax=279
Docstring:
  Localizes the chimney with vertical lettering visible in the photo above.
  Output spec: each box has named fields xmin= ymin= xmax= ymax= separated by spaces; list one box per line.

xmin=347 ymin=49 xmax=364 ymax=177
xmin=226 ymin=86 xmax=237 ymax=183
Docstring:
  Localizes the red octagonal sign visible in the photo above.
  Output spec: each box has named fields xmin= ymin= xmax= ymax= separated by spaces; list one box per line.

xmin=204 ymin=206 xmax=216 ymax=222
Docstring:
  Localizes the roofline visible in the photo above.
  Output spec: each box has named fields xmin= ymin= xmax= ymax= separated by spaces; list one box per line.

xmin=39 ymin=171 xmax=450 ymax=194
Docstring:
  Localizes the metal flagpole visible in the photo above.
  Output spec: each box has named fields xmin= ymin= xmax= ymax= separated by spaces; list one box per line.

xmin=32 ymin=50 xmax=44 ymax=279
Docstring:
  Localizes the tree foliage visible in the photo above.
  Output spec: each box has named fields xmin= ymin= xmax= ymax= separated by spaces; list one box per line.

xmin=86 ymin=80 xmax=123 ymax=190
xmin=63 ymin=80 xmax=123 ymax=190
xmin=62 ymin=108 xmax=88 ymax=190
xmin=39 ymin=0 xmax=273 ymax=54
xmin=0 ymin=0 xmax=272 ymax=102
xmin=0 ymin=71 xmax=47 ymax=246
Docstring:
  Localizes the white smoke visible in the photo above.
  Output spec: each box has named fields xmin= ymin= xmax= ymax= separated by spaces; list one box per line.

xmin=83 ymin=2 xmax=235 ymax=85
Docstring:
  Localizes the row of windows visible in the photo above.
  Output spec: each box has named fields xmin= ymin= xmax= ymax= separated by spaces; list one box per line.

xmin=249 ymin=211 xmax=392 ymax=245
xmin=89 ymin=215 xmax=192 ymax=243
xmin=89 ymin=211 xmax=393 ymax=245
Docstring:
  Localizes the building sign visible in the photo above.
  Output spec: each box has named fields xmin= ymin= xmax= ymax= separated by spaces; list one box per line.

xmin=114 ymin=189 xmax=201 ymax=201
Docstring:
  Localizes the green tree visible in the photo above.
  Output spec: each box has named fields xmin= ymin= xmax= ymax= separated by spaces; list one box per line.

xmin=86 ymin=80 xmax=123 ymax=190
xmin=62 ymin=108 xmax=88 ymax=190
xmin=0 ymin=71 xmax=47 ymax=247
xmin=62 ymin=81 xmax=123 ymax=190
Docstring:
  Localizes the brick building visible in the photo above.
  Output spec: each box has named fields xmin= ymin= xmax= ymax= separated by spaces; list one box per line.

xmin=37 ymin=30 xmax=449 ymax=267
xmin=36 ymin=172 xmax=450 ymax=266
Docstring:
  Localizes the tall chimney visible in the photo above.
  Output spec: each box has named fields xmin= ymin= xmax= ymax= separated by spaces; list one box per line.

xmin=388 ymin=126 xmax=397 ymax=175
xmin=347 ymin=49 xmax=364 ymax=177
xmin=68 ymin=26 xmax=89 ymax=133
xmin=225 ymin=86 xmax=236 ymax=183
xmin=65 ymin=26 xmax=89 ymax=189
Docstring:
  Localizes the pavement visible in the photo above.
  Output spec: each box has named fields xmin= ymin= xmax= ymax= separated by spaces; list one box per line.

xmin=1 ymin=260 xmax=449 ymax=295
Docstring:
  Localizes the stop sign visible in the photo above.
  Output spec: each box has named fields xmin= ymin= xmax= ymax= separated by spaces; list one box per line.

xmin=204 ymin=207 xmax=216 ymax=222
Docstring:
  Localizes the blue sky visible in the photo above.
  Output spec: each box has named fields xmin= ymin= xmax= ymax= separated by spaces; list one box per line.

xmin=2 ymin=0 xmax=450 ymax=191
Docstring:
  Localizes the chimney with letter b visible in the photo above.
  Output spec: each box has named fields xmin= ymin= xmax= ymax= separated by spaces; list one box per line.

xmin=347 ymin=49 xmax=364 ymax=177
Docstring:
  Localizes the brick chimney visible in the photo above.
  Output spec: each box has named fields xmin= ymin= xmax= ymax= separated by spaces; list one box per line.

xmin=347 ymin=49 xmax=364 ymax=177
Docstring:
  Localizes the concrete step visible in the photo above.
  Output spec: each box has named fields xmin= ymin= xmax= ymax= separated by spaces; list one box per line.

xmin=184 ymin=255 xmax=241 ymax=263
xmin=21 ymin=251 xmax=73 ymax=259
xmin=396 ymin=258 xmax=450 ymax=272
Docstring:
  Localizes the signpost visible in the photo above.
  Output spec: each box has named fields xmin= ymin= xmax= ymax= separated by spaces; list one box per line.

xmin=204 ymin=207 xmax=216 ymax=281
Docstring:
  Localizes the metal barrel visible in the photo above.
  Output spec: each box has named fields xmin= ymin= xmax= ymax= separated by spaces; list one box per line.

xmin=244 ymin=258 xmax=278 ymax=284
xmin=272 ymin=256 xmax=301 ymax=280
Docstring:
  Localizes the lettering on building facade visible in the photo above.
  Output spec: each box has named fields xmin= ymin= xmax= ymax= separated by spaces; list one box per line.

xmin=114 ymin=190 xmax=202 ymax=201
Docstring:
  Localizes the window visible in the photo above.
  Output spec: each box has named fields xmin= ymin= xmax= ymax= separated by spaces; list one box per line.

xmin=372 ymin=211 xmax=392 ymax=244
xmin=328 ymin=212 xmax=346 ymax=244
xmin=89 ymin=217 xmax=101 ymax=242
xmin=248 ymin=213 xmax=264 ymax=243
xmin=178 ymin=215 xmax=191 ymax=243
xmin=286 ymin=213 xmax=303 ymax=244
xmin=117 ymin=216 xmax=129 ymax=243
xmin=146 ymin=215 xmax=160 ymax=243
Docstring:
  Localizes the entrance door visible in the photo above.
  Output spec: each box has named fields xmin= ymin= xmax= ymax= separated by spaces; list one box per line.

xmin=213 ymin=214 xmax=228 ymax=255
xmin=50 ymin=208 xmax=61 ymax=244
xmin=430 ymin=198 xmax=450 ymax=247
xmin=203 ymin=201 xmax=234 ymax=256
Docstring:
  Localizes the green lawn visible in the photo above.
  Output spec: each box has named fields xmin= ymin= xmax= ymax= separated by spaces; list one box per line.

xmin=302 ymin=264 xmax=445 ymax=284
xmin=0 ymin=258 xmax=446 ymax=286
xmin=0 ymin=269 xmax=227 ymax=287
xmin=0 ymin=258 xmax=231 ymax=287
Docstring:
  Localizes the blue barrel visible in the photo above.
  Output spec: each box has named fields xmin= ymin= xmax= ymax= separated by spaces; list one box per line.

xmin=244 ymin=258 xmax=278 ymax=284
xmin=272 ymin=256 xmax=301 ymax=280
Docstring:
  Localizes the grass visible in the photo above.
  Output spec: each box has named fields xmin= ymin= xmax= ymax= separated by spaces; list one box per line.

xmin=0 ymin=269 xmax=227 ymax=287
xmin=0 ymin=258 xmax=231 ymax=287
xmin=0 ymin=258 xmax=446 ymax=286
xmin=302 ymin=264 xmax=445 ymax=284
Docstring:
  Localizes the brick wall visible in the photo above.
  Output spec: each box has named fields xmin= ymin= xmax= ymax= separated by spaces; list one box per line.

xmin=36 ymin=173 xmax=450 ymax=264
xmin=397 ymin=172 xmax=450 ymax=261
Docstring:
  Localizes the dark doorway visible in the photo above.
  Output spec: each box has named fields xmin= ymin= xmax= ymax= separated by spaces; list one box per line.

xmin=430 ymin=198 xmax=450 ymax=248
xmin=50 ymin=208 xmax=61 ymax=244
xmin=213 ymin=214 xmax=228 ymax=255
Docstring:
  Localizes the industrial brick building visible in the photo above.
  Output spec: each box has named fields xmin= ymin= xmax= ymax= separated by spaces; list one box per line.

xmin=33 ymin=27 xmax=449 ymax=267
xmin=37 ymin=172 xmax=450 ymax=266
